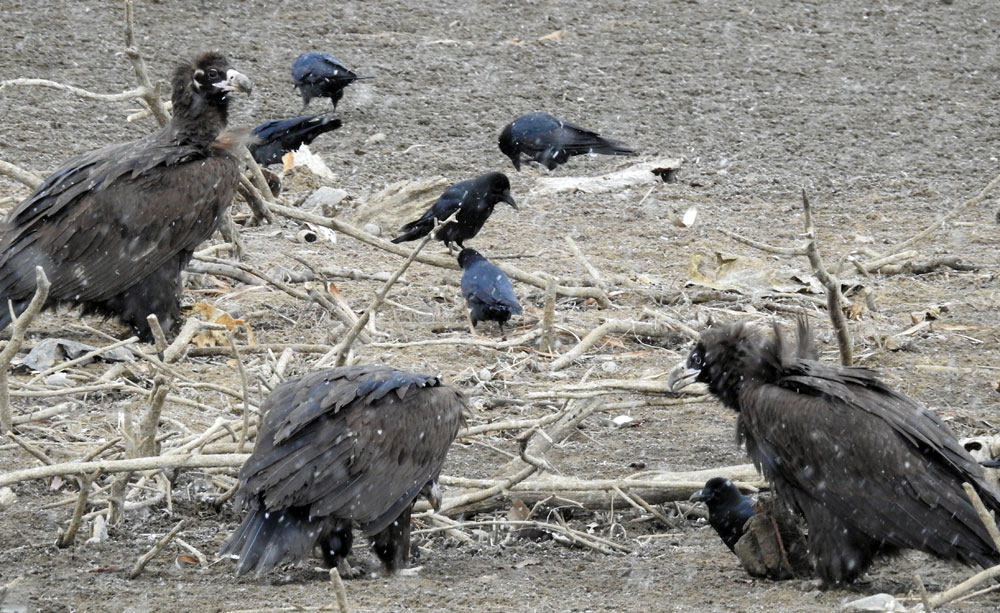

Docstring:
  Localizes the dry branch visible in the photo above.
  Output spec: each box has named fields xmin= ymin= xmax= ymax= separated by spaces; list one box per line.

xmin=0 ymin=267 xmax=51 ymax=434
xmin=268 ymin=202 xmax=612 ymax=306
xmin=0 ymin=453 xmax=249 ymax=488
xmin=0 ymin=159 xmax=42 ymax=189
xmin=550 ymin=319 xmax=684 ymax=371
xmin=128 ymin=518 xmax=188 ymax=579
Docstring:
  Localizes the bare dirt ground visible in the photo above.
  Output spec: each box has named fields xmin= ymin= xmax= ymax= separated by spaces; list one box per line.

xmin=1 ymin=1 xmax=999 ymax=611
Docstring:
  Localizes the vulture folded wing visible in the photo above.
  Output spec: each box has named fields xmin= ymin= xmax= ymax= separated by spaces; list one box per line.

xmin=0 ymin=141 xmax=237 ymax=303
xmin=739 ymin=376 xmax=1000 ymax=563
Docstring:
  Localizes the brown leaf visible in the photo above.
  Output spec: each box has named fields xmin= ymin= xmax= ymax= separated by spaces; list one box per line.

xmin=507 ymin=499 xmax=530 ymax=522
xmin=175 ymin=554 xmax=199 ymax=566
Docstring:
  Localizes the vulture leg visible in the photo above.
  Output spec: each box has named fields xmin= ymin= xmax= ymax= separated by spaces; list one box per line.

xmin=370 ymin=503 xmax=414 ymax=574
xmin=320 ymin=524 xmax=359 ymax=577
xmin=93 ymin=254 xmax=187 ymax=341
xmin=795 ymin=493 xmax=887 ymax=586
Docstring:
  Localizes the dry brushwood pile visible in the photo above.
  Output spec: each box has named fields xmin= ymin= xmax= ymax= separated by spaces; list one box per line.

xmin=1 ymin=1 xmax=1000 ymax=612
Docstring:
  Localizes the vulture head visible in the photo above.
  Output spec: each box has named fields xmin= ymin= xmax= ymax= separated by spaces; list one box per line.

xmin=669 ymin=321 xmax=781 ymax=411
xmin=170 ymin=51 xmax=252 ymax=146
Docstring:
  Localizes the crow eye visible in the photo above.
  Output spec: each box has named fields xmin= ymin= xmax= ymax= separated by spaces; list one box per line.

xmin=207 ymin=69 xmax=220 ymax=80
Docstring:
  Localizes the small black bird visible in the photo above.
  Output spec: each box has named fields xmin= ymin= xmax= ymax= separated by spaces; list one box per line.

xmin=221 ymin=365 xmax=466 ymax=577
xmin=498 ymin=112 xmax=636 ymax=171
xmin=292 ymin=52 xmax=372 ymax=109
xmin=249 ymin=114 xmax=342 ymax=166
xmin=690 ymin=477 xmax=755 ymax=552
xmin=669 ymin=318 xmax=1000 ymax=586
xmin=0 ymin=51 xmax=251 ymax=341
xmin=391 ymin=172 xmax=517 ymax=249
xmin=458 ymin=248 xmax=522 ymax=336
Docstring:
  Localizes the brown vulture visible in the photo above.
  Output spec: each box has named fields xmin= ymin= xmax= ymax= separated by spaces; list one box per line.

xmin=221 ymin=365 xmax=466 ymax=577
xmin=0 ymin=51 xmax=251 ymax=340
xmin=669 ymin=318 xmax=1000 ymax=586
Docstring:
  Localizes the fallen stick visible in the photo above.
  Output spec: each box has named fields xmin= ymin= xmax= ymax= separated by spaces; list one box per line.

xmin=268 ymin=202 xmax=612 ymax=306
xmin=549 ymin=319 xmax=682 ymax=371
xmin=0 ymin=453 xmax=249 ymax=488
xmin=0 ymin=267 xmax=51 ymax=434
xmin=128 ymin=518 xmax=188 ymax=579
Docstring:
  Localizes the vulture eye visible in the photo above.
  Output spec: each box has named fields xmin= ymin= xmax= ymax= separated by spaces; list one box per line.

xmin=690 ymin=352 xmax=703 ymax=367
xmin=207 ymin=69 xmax=221 ymax=80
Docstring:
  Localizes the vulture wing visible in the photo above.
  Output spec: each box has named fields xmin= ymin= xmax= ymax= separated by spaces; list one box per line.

xmin=739 ymin=367 xmax=1000 ymax=566
xmin=237 ymin=365 xmax=465 ymax=535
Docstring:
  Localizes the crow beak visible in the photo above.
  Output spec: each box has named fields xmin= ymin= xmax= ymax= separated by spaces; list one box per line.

xmin=425 ymin=481 xmax=442 ymax=512
xmin=510 ymin=155 xmax=521 ymax=171
xmin=217 ymin=69 xmax=253 ymax=95
xmin=503 ymin=190 xmax=518 ymax=209
xmin=689 ymin=489 xmax=708 ymax=503
xmin=667 ymin=360 xmax=701 ymax=393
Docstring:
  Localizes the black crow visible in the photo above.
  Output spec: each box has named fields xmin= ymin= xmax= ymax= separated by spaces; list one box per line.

xmin=498 ymin=112 xmax=636 ymax=171
xmin=457 ymin=248 xmax=522 ymax=336
xmin=690 ymin=477 xmax=755 ymax=552
xmin=291 ymin=52 xmax=372 ymax=109
xmin=0 ymin=52 xmax=251 ymax=341
xmin=390 ymin=172 xmax=517 ymax=249
xmin=249 ymin=114 xmax=342 ymax=166
xmin=669 ymin=318 xmax=1000 ymax=586
xmin=222 ymin=365 xmax=466 ymax=577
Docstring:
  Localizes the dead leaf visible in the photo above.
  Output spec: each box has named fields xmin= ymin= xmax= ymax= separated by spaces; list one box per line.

xmin=514 ymin=558 xmax=542 ymax=568
xmin=507 ymin=499 xmax=530 ymax=522
xmin=175 ymin=554 xmax=200 ymax=566
xmin=538 ymin=30 xmax=564 ymax=42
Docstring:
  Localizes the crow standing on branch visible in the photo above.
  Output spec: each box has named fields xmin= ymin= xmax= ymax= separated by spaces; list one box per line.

xmin=292 ymin=52 xmax=372 ymax=109
xmin=390 ymin=172 xmax=517 ymax=249
xmin=0 ymin=51 xmax=251 ymax=340
xmin=249 ymin=114 xmax=342 ymax=166
xmin=669 ymin=318 xmax=1000 ymax=586
xmin=498 ymin=112 xmax=636 ymax=171
xmin=221 ymin=365 xmax=466 ymax=577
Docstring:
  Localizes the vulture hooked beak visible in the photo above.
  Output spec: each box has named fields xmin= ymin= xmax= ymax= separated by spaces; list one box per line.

xmin=667 ymin=359 xmax=700 ymax=393
xmin=503 ymin=190 xmax=518 ymax=210
xmin=216 ymin=69 xmax=253 ymax=95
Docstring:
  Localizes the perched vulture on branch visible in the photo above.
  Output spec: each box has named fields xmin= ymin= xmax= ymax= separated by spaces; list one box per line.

xmin=222 ymin=365 xmax=466 ymax=577
xmin=390 ymin=172 xmax=517 ymax=249
xmin=458 ymin=248 xmax=522 ymax=337
xmin=669 ymin=318 xmax=1000 ymax=586
xmin=249 ymin=113 xmax=342 ymax=166
xmin=498 ymin=112 xmax=636 ymax=171
xmin=291 ymin=52 xmax=372 ymax=109
xmin=0 ymin=51 xmax=251 ymax=340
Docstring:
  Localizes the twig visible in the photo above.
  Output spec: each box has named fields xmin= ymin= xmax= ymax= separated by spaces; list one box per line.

xmin=801 ymin=191 xmax=852 ymax=365
xmin=962 ymin=482 xmax=1000 ymax=553
xmin=717 ymin=229 xmax=807 ymax=256
xmin=0 ymin=159 xmax=42 ymax=189
xmin=226 ymin=332 xmax=253 ymax=451
xmin=6 ymin=432 xmax=55 ymax=465
xmin=0 ymin=267 xmax=51 ymax=434
xmin=0 ymin=453 xmax=250 ymax=488
xmin=414 ymin=519 xmax=631 ymax=555
xmin=122 ymin=0 xmax=170 ymax=126
xmin=540 ymin=277 xmax=556 ymax=354
xmin=549 ymin=319 xmax=678 ymax=371
xmin=329 ymin=568 xmax=351 ymax=613
xmin=875 ymin=166 xmax=1000 ymax=258
xmin=564 ymin=236 xmax=611 ymax=305
xmin=137 ymin=376 xmax=169 ymax=457
xmin=146 ymin=315 xmax=169 ymax=355
xmin=326 ymin=232 xmax=435 ymax=367
xmin=57 ymin=469 xmax=102 ymax=548
xmin=128 ymin=518 xmax=188 ymax=579
xmin=0 ymin=78 xmax=145 ymax=103
xmin=268 ymin=202 xmax=612 ymax=306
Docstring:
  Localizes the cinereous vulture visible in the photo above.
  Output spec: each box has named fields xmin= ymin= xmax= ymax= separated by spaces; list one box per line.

xmin=669 ymin=318 xmax=1000 ymax=586
xmin=222 ymin=365 xmax=466 ymax=577
xmin=0 ymin=51 xmax=251 ymax=340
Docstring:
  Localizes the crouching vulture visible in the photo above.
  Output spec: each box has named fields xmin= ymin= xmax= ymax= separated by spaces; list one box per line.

xmin=669 ymin=318 xmax=1000 ymax=586
xmin=0 ymin=51 xmax=251 ymax=340
xmin=222 ymin=365 xmax=466 ymax=577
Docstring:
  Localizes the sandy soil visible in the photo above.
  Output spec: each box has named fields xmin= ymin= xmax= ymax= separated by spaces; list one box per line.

xmin=1 ymin=1 xmax=999 ymax=611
